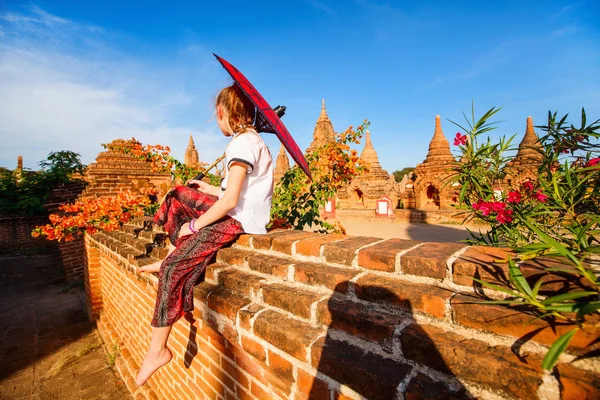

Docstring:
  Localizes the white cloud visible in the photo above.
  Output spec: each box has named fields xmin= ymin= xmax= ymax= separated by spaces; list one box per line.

xmin=0 ymin=6 xmax=225 ymax=170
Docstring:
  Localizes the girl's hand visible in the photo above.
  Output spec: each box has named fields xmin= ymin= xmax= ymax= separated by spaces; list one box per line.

xmin=178 ymin=223 xmax=193 ymax=238
xmin=188 ymin=180 xmax=214 ymax=194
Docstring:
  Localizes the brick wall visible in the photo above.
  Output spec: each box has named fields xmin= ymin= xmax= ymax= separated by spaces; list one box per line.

xmin=0 ymin=215 xmax=57 ymax=255
xmin=335 ymin=208 xmax=467 ymax=224
xmin=84 ymin=222 xmax=600 ymax=400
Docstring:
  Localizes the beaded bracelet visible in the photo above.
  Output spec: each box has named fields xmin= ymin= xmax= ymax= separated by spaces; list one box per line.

xmin=188 ymin=219 xmax=199 ymax=234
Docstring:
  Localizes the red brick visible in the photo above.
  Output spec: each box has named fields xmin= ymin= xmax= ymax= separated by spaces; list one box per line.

xmin=272 ymin=232 xmax=319 ymax=255
xmin=357 ymin=238 xmax=419 ymax=272
xmin=402 ymin=242 xmax=466 ymax=279
xmin=267 ymin=349 xmax=293 ymax=381
xmin=323 ymin=236 xmax=382 ymax=265
xmin=253 ymin=230 xmax=310 ymax=250
xmin=316 ymin=295 xmax=405 ymax=344
xmin=205 ymin=263 xmax=230 ymax=283
xmin=293 ymin=262 xmax=358 ymax=293
xmin=354 ymin=274 xmax=451 ymax=319
xmin=207 ymin=288 xmax=251 ymax=321
xmin=219 ymin=269 xmax=264 ymax=297
xmin=216 ymin=247 xmax=255 ymax=266
xmin=452 ymin=246 xmax=513 ymax=287
xmin=193 ymin=283 xmax=219 ymax=305
xmin=222 ymin=358 xmax=250 ymax=389
xmin=254 ymin=310 xmax=323 ymax=361
xmin=235 ymin=234 xmax=253 ymax=247
xmin=247 ymin=254 xmax=293 ymax=277
xmin=251 ymin=381 xmax=269 ymax=399
xmin=520 ymin=256 xmax=595 ymax=296
xmin=400 ymin=323 xmax=542 ymax=399
xmin=238 ymin=304 xmax=265 ymax=330
xmin=404 ymin=373 xmax=468 ymax=400
xmin=556 ymin=362 xmax=600 ymax=400
xmin=311 ymin=336 xmax=411 ymax=400
xmin=452 ymin=294 xmax=600 ymax=353
xmin=209 ymin=362 xmax=235 ymax=391
xmin=295 ymin=234 xmax=347 ymax=257
xmin=241 ymin=334 xmax=266 ymax=361
xmin=296 ymin=368 xmax=329 ymax=397
xmin=261 ymin=283 xmax=322 ymax=319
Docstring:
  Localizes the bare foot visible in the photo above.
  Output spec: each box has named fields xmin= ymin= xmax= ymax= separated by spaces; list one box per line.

xmin=135 ymin=347 xmax=172 ymax=386
xmin=137 ymin=244 xmax=176 ymax=274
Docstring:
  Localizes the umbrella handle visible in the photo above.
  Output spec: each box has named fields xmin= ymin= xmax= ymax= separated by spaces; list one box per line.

xmin=187 ymin=153 xmax=227 ymax=187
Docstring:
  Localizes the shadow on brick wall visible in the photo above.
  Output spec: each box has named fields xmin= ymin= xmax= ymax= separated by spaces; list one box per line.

xmin=310 ymin=282 xmax=472 ymax=399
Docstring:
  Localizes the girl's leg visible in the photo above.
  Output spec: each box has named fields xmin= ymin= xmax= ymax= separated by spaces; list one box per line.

xmin=135 ymin=326 xmax=173 ymax=386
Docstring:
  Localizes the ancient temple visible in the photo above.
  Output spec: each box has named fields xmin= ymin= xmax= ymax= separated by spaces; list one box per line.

xmin=273 ymin=144 xmax=290 ymax=183
xmin=336 ymin=130 xmax=399 ymax=210
xmin=504 ymin=116 xmax=543 ymax=184
xmin=306 ymin=99 xmax=335 ymax=153
xmin=184 ymin=134 xmax=200 ymax=168
xmin=405 ymin=115 xmax=458 ymax=210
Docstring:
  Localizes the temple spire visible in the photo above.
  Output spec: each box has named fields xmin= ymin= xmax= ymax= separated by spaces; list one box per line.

xmin=515 ymin=116 xmax=542 ymax=162
xmin=359 ymin=130 xmax=389 ymax=180
xmin=307 ymin=98 xmax=336 ymax=153
xmin=274 ymin=144 xmax=290 ymax=183
xmin=184 ymin=133 xmax=200 ymax=167
xmin=423 ymin=115 xmax=454 ymax=164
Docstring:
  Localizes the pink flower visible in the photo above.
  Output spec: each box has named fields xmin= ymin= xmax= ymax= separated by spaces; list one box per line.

xmin=496 ymin=209 xmax=514 ymax=224
xmin=586 ymin=157 xmax=600 ymax=167
xmin=490 ymin=201 xmax=506 ymax=213
xmin=522 ymin=181 xmax=534 ymax=192
xmin=534 ymin=190 xmax=548 ymax=203
xmin=472 ymin=200 xmax=491 ymax=216
xmin=507 ymin=191 xmax=522 ymax=203
xmin=453 ymin=133 xmax=467 ymax=146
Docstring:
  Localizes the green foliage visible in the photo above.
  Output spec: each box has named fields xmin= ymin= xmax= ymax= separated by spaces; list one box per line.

xmin=0 ymin=151 xmax=86 ymax=215
xmin=450 ymin=105 xmax=600 ymax=370
xmin=270 ymin=121 xmax=370 ymax=232
xmin=392 ymin=167 xmax=415 ymax=183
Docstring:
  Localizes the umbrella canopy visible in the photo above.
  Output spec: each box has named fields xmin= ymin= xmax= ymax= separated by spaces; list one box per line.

xmin=213 ymin=53 xmax=312 ymax=180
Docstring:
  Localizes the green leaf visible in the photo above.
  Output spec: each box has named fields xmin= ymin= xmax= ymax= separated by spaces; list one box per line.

xmin=542 ymin=329 xmax=578 ymax=370
xmin=541 ymin=291 xmax=598 ymax=306
xmin=531 ymin=277 xmax=546 ymax=299
xmin=470 ymin=276 xmax=525 ymax=298
xmin=576 ymin=301 xmax=600 ymax=319
xmin=508 ymin=260 xmax=533 ymax=298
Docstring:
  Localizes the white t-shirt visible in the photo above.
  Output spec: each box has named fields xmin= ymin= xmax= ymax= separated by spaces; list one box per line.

xmin=219 ymin=130 xmax=274 ymax=234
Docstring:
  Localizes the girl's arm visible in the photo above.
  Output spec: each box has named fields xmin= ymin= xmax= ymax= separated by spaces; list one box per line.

xmin=178 ymin=162 xmax=248 ymax=237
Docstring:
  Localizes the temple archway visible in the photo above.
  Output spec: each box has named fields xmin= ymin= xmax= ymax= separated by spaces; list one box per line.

xmin=420 ymin=183 xmax=440 ymax=209
xmin=351 ymin=188 xmax=365 ymax=206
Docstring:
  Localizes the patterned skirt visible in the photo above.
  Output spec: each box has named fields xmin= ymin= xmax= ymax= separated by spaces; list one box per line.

xmin=151 ymin=185 xmax=244 ymax=327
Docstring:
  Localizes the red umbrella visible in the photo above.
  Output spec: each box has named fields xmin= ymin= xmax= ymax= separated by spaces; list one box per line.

xmin=213 ymin=53 xmax=312 ymax=180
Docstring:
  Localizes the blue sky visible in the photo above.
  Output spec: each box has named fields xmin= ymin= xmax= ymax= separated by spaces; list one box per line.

xmin=1 ymin=1 xmax=599 ymax=172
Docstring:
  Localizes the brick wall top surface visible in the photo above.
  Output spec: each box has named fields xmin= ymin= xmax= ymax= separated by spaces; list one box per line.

xmin=87 ymin=221 xmax=600 ymax=400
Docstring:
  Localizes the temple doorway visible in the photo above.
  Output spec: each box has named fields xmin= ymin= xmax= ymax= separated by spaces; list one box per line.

xmin=421 ymin=183 xmax=440 ymax=209
xmin=351 ymin=188 xmax=365 ymax=206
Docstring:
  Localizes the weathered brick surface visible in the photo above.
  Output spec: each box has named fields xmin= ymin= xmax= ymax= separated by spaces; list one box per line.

xmin=271 ymin=232 xmax=320 ymax=255
xmin=404 ymin=373 xmax=469 ymax=400
xmin=316 ymin=295 xmax=406 ymax=344
xmin=311 ymin=336 xmax=412 ymax=400
xmin=216 ymin=247 xmax=255 ymax=266
xmin=357 ymin=238 xmax=419 ymax=272
xmin=452 ymin=245 xmax=513 ymax=286
xmin=260 ymin=283 xmax=322 ymax=320
xmin=452 ymin=294 xmax=600 ymax=353
xmin=254 ymin=310 xmax=323 ymax=361
xmin=84 ymin=221 xmax=600 ymax=400
xmin=401 ymin=323 xmax=543 ymax=399
xmin=323 ymin=236 xmax=382 ymax=265
xmin=354 ymin=274 xmax=452 ymax=319
xmin=295 ymin=233 xmax=347 ymax=257
xmin=247 ymin=254 xmax=293 ymax=278
xmin=557 ymin=362 xmax=600 ymax=400
xmin=293 ymin=262 xmax=358 ymax=293
xmin=402 ymin=242 xmax=466 ymax=279
xmin=521 ymin=256 xmax=595 ymax=295
xmin=218 ymin=269 xmax=264 ymax=297
xmin=252 ymin=230 xmax=309 ymax=250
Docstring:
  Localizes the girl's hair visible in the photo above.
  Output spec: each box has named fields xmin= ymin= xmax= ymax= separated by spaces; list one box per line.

xmin=216 ymin=84 xmax=256 ymax=134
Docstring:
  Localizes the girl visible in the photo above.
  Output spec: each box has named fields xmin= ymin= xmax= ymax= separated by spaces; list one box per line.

xmin=135 ymin=84 xmax=274 ymax=386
